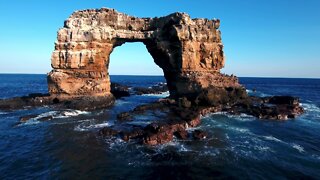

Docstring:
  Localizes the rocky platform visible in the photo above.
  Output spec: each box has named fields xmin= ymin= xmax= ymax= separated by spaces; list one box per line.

xmin=0 ymin=87 xmax=304 ymax=145
xmin=99 ymin=95 xmax=304 ymax=145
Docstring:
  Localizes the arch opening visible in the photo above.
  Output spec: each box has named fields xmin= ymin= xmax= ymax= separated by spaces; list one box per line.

xmin=108 ymin=42 xmax=163 ymax=76
xmin=107 ymin=42 xmax=169 ymax=99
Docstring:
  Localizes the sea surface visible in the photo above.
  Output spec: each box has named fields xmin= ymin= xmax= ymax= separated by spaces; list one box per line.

xmin=0 ymin=74 xmax=319 ymax=179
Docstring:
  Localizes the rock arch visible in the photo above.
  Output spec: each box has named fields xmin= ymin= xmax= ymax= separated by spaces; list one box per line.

xmin=48 ymin=8 xmax=245 ymax=105
xmin=108 ymin=42 xmax=163 ymax=75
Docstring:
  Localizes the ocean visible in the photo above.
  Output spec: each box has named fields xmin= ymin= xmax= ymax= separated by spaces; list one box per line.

xmin=0 ymin=74 xmax=319 ymax=179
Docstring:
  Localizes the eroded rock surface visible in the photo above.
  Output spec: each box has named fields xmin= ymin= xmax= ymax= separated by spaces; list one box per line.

xmin=48 ymin=7 xmax=243 ymax=105
xmin=99 ymin=95 xmax=304 ymax=145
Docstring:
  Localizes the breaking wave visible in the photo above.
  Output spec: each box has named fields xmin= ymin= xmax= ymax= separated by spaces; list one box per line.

xmin=263 ymin=135 xmax=283 ymax=143
xmin=292 ymin=143 xmax=305 ymax=153
xmin=74 ymin=121 xmax=112 ymax=132
xmin=54 ymin=110 xmax=90 ymax=118
xmin=301 ymin=103 xmax=320 ymax=113
xmin=141 ymin=91 xmax=170 ymax=98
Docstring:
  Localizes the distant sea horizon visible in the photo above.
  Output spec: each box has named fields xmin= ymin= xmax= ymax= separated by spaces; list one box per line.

xmin=0 ymin=73 xmax=319 ymax=79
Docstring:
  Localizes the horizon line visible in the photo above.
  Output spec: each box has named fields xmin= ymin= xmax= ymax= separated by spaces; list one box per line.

xmin=0 ymin=73 xmax=319 ymax=79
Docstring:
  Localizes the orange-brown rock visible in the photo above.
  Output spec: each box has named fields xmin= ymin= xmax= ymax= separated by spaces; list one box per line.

xmin=48 ymin=7 xmax=244 ymax=104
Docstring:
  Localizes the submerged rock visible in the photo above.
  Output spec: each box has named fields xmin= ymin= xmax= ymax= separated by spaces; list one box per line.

xmin=193 ymin=130 xmax=208 ymax=140
xmin=133 ymin=84 xmax=168 ymax=95
xmin=110 ymin=83 xmax=130 ymax=99
xmin=20 ymin=115 xmax=38 ymax=122
xmin=117 ymin=112 xmax=133 ymax=121
xmin=0 ymin=94 xmax=115 ymax=111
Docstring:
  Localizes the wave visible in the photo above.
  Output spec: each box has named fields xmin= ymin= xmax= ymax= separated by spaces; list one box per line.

xmin=141 ymin=91 xmax=170 ymax=97
xmin=54 ymin=110 xmax=90 ymax=118
xmin=115 ymin=100 xmax=131 ymax=106
xmin=19 ymin=110 xmax=91 ymax=125
xmin=301 ymin=103 xmax=320 ymax=113
xmin=17 ymin=119 xmax=41 ymax=126
xmin=227 ymin=126 xmax=251 ymax=133
xmin=246 ymin=89 xmax=270 ymax=97
xmin=292 ymin=143 xmax=305 ymax=153
xmin=253 ymin=145 xmax=271 ymax=152
xmin=205 ymin=112 xmax=255 ymax=122
xmin=52 ymin=119 xmax=92 ymax=125
xmin=263 ymin=135 xmax=283 ymax=143
xmin=74 ymin=121 xmax=112 ymax=132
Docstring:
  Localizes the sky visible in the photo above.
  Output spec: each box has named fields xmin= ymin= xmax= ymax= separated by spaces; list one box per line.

xmin=0 ymin=0 xmax=319 ymax=78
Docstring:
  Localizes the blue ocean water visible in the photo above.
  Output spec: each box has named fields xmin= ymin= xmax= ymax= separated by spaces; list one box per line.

xmin=0 ymin=74 xmax=319 ymax=179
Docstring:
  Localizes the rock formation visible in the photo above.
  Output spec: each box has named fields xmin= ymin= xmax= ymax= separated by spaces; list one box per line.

xmin=0 ymin=8 xmax=305 ymax=145
xmin=48 ymin=8 xmax=244 ymax=104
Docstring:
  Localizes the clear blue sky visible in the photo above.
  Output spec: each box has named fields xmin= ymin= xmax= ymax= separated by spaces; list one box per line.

xmin=0 ymin=0 xmax=319 ymax=78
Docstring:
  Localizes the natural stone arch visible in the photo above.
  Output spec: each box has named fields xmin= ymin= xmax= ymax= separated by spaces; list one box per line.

xmin=48 ymin=8 xmax=244 ymax=105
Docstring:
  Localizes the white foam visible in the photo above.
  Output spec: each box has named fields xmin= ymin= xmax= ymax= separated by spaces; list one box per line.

xmin=228 ymin=113 xmax=255 ymax=122
xmin=35 ymin=111 xmax=58 ymax=119
xmin=246 ymin=89 xmax=270 ymax=97
xmin=74 ymin=125 xmax=87 ymax=132
xmin=74 ymin=121 xmax=111 ymax=132
xmin=301 ymin=103 xmax=320 ymax=113
xmin=52 ymin=119 xmax=92 ymax=125
xmin=246 ymin=89 xmax=253 ymax=93
xmin=204 ymin=112 xmax=255 ymax=122
xmin=292 ymin=143 xmax=305 ymax=153
xmin=141 ymin=91 xmax=170 ymax=98
xmin=0 ymin=111 xmax=7 ymax=115
xmin=87 ymin=122 xmax=111 ymax=129
xmin=55 ymin=110 xmax=90 ymax=118
xmin=254 ymin=145 xmax=271 ymax=152
xmin=115 ymin=100 xmax=130 ymax=106
xmin=263 ymin=135 xmax=283 ymax=143
xmin=177 ymin=144 xmax=190 ymax=152
xmin=228 ymin=126 xmax=250 ymax=133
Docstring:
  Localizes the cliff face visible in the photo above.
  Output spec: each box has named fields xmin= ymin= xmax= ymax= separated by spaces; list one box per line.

xmin=48 ymin=8 xmax=244 ymax=104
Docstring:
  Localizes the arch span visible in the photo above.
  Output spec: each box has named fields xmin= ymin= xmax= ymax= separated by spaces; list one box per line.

xmin=108 ymin=42 xmax=163 ymax=75
xmin=48 ymin=8 xmax=245 ymax=105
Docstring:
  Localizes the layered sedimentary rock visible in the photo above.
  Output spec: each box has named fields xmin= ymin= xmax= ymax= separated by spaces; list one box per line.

xmin=48 ymin=8 xmax=244 ymax=104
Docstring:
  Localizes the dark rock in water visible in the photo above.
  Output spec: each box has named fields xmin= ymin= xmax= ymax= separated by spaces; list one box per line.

xmin=193 ymin=130 xmax=208 ymax=140
xmin=99 ymin=127 xmax=120 ymax=137
xmin=0 ymin=93 xmax=52 ymax=110
xmin=95 ymin=94 xmax=304 ymax=145
xmin=174 ymin=130 xmax=188 ymax=140
xmin=38 ymin=116 xmax=53 ymax=121
xmin=240 ymin=96 xmax=304 ymax=120
xmin=178 ymin=97 xmax=192 ymax=108
xmin=120 ymin=128 xmax=145 ymax=141
xmin=20 ymin=115 xmax=38 ymax=122
xmin=151 ymin=83 xmax=168 ymax=92
xmin=110 ymin=83 xmax=130 ymax=99
xmin=133 ymin=83 xmax=168 ymax=95
xmin=267 ymin=96 xmax=300 ymax=105
xmin=117 ymin=112 xmax=133 ymax=121
xmin=143 ymin=129 xmax=174 ymax=145
xmin=0 ymin=93 xmax=115 ymax=111
xmin=20 ymin=114 xmax=53 ymax=123
xmin=58 ymin=95 xmax=115 ymax=111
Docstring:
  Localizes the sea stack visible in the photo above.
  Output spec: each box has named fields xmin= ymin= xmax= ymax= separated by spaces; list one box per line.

xmin=48 ymin=8 xmax=246 ymax=106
